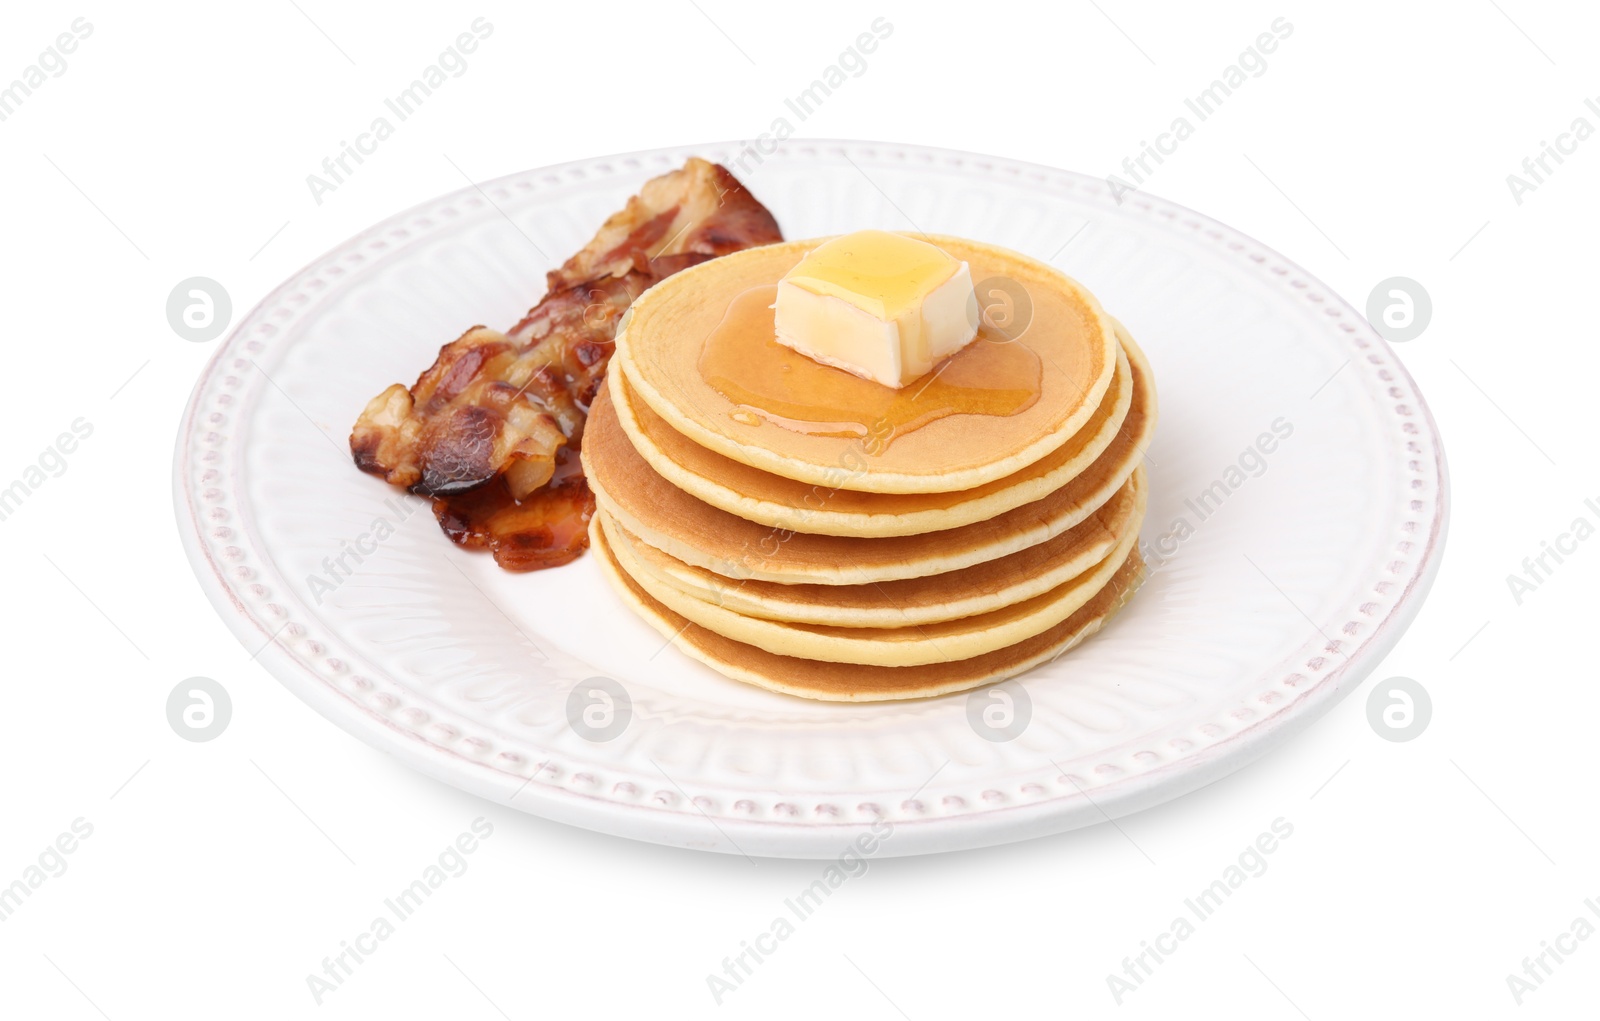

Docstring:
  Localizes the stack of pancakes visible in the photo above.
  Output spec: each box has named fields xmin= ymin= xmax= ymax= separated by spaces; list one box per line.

xmin=582 ymin=236 xmax=1156 ymax=701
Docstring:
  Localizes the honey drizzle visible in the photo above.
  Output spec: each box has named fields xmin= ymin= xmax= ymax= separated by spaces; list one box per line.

xmin=697 ymin=285 xmax=1041 ymax=453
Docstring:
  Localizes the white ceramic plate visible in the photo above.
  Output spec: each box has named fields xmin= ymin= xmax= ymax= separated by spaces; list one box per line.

xmin=175 ymin=141 xmax=1447 ymax=858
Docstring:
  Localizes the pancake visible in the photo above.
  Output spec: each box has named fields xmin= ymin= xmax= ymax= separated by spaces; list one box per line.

xmin=607 ymin=331 xmax=1134 ymax=537
xmin=581 ymin=332 xmax=1156 ymax=584
xmin=614 ymin=234 xmax=1120 ymax=494
xmin=600 ymin=487 xmax=1144 ymax=667
xmin=601 ymin=467 xmax=1144 ymax=628
xmin=590 ymin=521 xmax=1147 ymax=701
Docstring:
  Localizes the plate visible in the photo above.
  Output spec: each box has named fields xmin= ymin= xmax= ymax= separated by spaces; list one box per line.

xmin=174 ymin=140 xmax=1448 ymax=858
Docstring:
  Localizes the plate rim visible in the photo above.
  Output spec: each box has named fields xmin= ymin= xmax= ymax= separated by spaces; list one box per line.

xmin=173 ymin=138 xmax=1450 ymax=857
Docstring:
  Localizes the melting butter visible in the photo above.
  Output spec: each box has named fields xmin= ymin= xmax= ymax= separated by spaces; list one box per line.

xmin=772 ymin=230 xmax=979 ymax=388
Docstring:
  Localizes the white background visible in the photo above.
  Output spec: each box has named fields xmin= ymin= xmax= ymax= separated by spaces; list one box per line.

xmin=2 ymin=1 xmax=1597 ymax=1016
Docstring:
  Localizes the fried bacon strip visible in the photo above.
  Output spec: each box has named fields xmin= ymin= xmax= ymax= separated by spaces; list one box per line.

xmin=350 ymin=158 xmax=782 ymax=570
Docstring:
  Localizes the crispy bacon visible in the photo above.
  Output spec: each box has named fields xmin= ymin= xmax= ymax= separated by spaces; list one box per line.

xmin=350 ymin=158 xmax=782 ymax=570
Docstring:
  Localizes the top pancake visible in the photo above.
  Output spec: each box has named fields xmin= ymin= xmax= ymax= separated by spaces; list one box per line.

xmin=614 ymin=235 xmax=1119 ymax=494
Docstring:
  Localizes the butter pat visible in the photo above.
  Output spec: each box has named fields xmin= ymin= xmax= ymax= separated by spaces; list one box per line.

xmin=772 ymin=230 xmax=978 ymax=388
